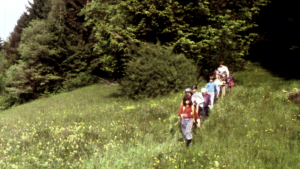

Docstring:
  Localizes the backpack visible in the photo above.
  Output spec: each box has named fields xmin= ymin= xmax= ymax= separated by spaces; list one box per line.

xmin=229 ymin=80 xmax=234 ymax=88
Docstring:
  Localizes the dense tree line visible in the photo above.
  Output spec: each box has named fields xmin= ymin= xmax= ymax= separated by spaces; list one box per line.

xmin=0 ymin=0 xmax=277 ymax=107
xmin=247 ymin=0 xmax=300 ymax=79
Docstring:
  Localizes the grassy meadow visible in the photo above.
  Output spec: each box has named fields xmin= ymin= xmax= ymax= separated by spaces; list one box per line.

xmin=0 ymin=63 xmax=300 ymax=168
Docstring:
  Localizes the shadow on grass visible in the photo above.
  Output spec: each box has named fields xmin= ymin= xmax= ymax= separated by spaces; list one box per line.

xmin=106 ymin=91 xmax=127 ymax=99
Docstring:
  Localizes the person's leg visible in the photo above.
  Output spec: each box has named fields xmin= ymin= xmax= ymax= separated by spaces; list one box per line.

xmin=185 ymin=118 xmax=193 ymax=147
xmin=215 ymin=86 xmax=220 ymax=102
xmin=200 ymin=106 xmax=206 ymax=121
xmin=222 ymin=85 xmax=226 ymax=97
xmin=208 ymin=92 xmax=214 ymax=109
xmin=205 ymin=106 xmax=209 ymax=117
xmin=225 ymin=83 xmax=229 ymax=92
xmin=181 ymin=118 xmax=187 ymax=140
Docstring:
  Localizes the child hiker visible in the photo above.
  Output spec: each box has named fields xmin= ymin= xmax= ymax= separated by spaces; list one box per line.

xmin=214 ymin=74 xmax=222 ymax=101
xmin=205 ymin=76 xmax=217 ymax=109
xmin=178 ymin=95 xmax=200 ymax=147
xmin=191 ymin=84 xmax=204 ymax=115
xmin=180 ymin=88 xmax=193 ymax=106
xmin=200 ymin=88 xmax=211 ymax=121
xmin=220 ymin=72 xmax=227 ymax=97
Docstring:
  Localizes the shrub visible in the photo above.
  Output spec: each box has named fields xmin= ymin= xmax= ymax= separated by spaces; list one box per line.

xmin=62 ymin=72 xmax=98 ymax=91
xmin=121 ymin=43 xmax=198 ymax=99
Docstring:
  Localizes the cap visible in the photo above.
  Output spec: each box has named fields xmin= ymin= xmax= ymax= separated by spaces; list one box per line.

xmin=185 ymin=88 xmax=192 ymax=93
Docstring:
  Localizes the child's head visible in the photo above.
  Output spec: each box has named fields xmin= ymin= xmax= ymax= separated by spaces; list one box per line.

xmin=185 ymin=88 xmax=193 ymax=96
xmin=183 ymin=95 xmax=192 ymax=107
xmin=191 ymin=84 xmax=197 ymax=94
xmin=209 ymin=76 xmax=214 ymax=82
xmin=230 ymin=71 xmax=233 ymax=75
xmin=201 ymin=88 xmax=207 ymax=94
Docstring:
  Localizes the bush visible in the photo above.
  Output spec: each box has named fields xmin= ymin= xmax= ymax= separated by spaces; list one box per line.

xmin=0 ymin=95 xmax=17 ymax=110
xmin=62 ymin=72 xmax=98 ymax=91
xmin=121 ymin=43 xmax=198 ymax=99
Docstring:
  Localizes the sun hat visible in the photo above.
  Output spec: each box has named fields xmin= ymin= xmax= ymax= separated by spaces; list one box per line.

xmin=185 ymin=88 xmax=192 ymax=93
xmin=201 ymin=88 xmax=207 ymax=93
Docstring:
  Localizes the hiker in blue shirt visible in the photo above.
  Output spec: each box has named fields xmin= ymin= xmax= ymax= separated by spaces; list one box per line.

xmin=205 ymin=76 xmax=217 ymax=109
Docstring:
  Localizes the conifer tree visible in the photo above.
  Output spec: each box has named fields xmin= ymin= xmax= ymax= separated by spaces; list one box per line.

xmin=3 ymin=0 xmax=94 ymax=101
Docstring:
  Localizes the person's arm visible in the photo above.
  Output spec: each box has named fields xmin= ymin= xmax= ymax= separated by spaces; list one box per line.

xmin=196 ymin=97 xmax=200 ymax=113
xmin=194 ymin=107 xmax=201 ymax=128
xmin=226 ymin=67 xmax=229 ymax=77
xmin=178 ymin=106 xmax=183 ymax=118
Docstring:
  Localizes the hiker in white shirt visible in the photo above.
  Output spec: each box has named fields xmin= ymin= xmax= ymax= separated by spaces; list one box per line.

xmin=217 ymin=61 xmax=229 ymax=92
xmin=191 ymin=85 xmax=204 ymax=116
xmin=217 ymin=61 xmax=229 ymax=78
xmin=214 ymin=74 xmax=222 ymax=99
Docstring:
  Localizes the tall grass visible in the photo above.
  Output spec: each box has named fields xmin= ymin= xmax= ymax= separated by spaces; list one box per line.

xmin=0 ymin=63 xmax=299 ymax=168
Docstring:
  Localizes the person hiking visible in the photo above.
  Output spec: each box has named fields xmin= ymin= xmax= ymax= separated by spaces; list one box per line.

xmin=191 ymin=84 xmax=204 ymax=116
xmin=219 ymin=72 xmax=227 ymax=97
xmin=178 ymin=95 xmax=200 ymax=147
xmin=214 ymin=74 xmax=222 ymax=101
xmin=217 ymin=61 xmax=230 ymax=92
xmin=181 ymin=88 xmax=193 ymax=106
xmin=200 ymin=88 xmax=211 ymax=120
xmin=217 ymin=61 xmax=229 ymax=78
xmin=185 ymin=88 xmax=193 ymax=97
xmin=205 ymin=76 xmax=217 ymax=109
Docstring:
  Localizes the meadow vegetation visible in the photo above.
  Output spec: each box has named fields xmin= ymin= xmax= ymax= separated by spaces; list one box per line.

xmin=0 ymin=63 xmax=300 ymax=168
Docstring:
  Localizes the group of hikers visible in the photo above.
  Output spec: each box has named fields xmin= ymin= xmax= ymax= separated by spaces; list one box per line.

xmin=178 ymin=61 xmax=234 ymax=147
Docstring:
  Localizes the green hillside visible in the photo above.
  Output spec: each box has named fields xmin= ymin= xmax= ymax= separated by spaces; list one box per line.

xmin=0 ymin=63 xmax=300 ymax=168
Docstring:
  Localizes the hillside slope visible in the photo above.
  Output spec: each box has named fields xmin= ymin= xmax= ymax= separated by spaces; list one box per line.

xmin=0 ymin=63 xmax=299 ymax=168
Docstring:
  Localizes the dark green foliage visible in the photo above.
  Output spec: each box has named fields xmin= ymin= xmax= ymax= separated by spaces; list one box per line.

xmin=0 ymin=0 xmax=275 ymax=108
xmin=247 ymin=0 xmax=300 ymax=79
xmin=1 ymin=0 xmax=92 ymax=105
xmin=4 ymin=19 xmax=63 ymax=102
xmin=82 ymin=0 xmax=270 ymax=77
xmin=121 ymin=43 xmax=197 ymax=99
xmin=62 ymin=72 xmax=98 ymax=91
xmin=0 ymin=95 xmax=17 ymax=110
xmin=3 ymin=0 xmax=51 ymax=65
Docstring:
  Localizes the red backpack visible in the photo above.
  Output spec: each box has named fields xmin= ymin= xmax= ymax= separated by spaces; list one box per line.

xmin=229 ymin=80 xmax=234 ymax=88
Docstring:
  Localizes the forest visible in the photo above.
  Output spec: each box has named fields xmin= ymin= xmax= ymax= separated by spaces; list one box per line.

xmin=0 ymin=0 xmax=299 ymax=107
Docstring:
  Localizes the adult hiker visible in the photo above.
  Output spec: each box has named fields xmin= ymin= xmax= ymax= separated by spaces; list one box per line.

xmin=205 ymin=76 xmax=217 ymax=109
xmin=217 ymin=61 xmax=230 ymax=92
xmin=200 ymin=88 xmax=211 ymax=120
xmin=178 ymin=95 xmax=200 ymax=147
xmin=219 ymin=72 xmax=227 ymax=97
xmin=191 ymin=84 xmax=204 ymax=116
xmin=217 ymin=61 xmax=229 ymax=78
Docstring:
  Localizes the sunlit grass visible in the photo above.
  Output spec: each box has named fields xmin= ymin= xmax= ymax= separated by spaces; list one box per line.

xmin=0 ymin=62 xmax=300 ymax=168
